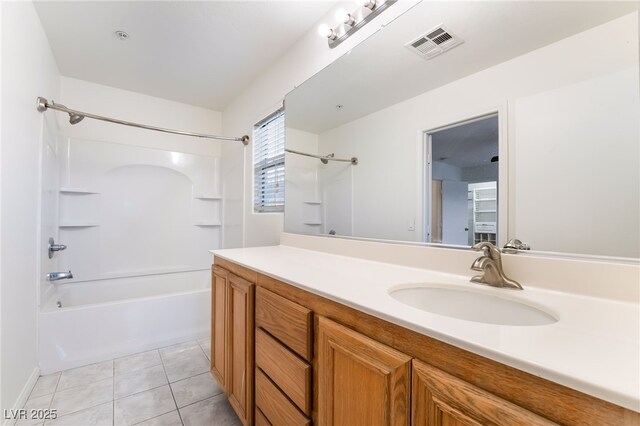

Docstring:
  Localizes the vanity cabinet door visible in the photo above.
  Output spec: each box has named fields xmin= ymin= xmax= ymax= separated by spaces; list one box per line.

xmin=210 ymin=266 xmax=228 ymax=391
xmin=227 ymin=273 xmax=255 ymax=426
xmin=317 ymin=316 xmax=411 ymax=426
xmin=412 ymin=359 xmax=557 ymax=426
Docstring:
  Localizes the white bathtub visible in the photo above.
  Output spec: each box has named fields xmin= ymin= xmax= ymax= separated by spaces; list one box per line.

xmin=39 ymin=270 xmax=211 ymax=374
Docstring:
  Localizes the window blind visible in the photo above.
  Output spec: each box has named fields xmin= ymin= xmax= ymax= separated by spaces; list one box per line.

xmin=253 ymin=109 xmax=285 ymax=213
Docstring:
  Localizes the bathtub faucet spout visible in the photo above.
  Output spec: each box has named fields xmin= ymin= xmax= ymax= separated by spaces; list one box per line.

xmin=47 ymin=271 xmax=73 ymax=281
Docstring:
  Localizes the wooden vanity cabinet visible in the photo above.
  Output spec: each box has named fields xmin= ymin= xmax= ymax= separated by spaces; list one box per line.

xmin=210 ymin=265 xmax=255 ymax=426
xmin=213 ymin=259 xmax=639 ymax=426
xmin=227 ymin=274 xmax=255 ymax=425
xmin=210 ymin=266 xmax=228 ymax=391
xmin=316 ymin=316 xmax=411 ymax=426
xmin=412 ymin=359 xmax=557 ymax=426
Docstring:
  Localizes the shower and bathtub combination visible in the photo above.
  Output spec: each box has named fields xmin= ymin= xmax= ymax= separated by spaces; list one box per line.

xmin=37 ymin=100 xmax=247 ymax=374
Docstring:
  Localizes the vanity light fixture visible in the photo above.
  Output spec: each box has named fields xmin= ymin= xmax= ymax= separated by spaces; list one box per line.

xmin=318 ymin=0 xmax=397 ymax=48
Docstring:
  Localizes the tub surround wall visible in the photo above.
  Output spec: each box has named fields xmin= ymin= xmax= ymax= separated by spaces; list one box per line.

xmin=39 ymin=119 xmax=61 ymax=311
xmin=38 ymin=79 xmax=225 ymax=374
xmin=56 ymin=139 xmax=221 ymax=283
xmin=0 ymin=0 xmax=61 ymax=415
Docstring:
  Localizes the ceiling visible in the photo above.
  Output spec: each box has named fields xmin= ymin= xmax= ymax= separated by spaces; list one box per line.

xmin=34 ymin=1 xmax=335 ymax=111
xmin=431 ymin=115 xmax=498 ymax=169
xmin=286 ymin=1 xmax=640 ymax=133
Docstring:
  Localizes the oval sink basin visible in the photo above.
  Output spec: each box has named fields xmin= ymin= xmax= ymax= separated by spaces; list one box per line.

xmin=389 ymin=286 xmax=557 ymax=326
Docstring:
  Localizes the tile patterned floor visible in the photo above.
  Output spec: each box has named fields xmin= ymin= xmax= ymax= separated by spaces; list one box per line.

xmin=19 ymin=339 xmax=241 ymax=426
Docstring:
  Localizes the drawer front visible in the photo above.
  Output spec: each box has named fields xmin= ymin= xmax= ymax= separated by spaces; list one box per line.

xmin=256 ymin=328 xmax=311 ymax=415
xmin=256 ymin=368 xmax=311 ymax=426
xmin=255 ymin=287 xmax=313 ymax=361
xmin=255 ymin=408 xmax=271 ymax=426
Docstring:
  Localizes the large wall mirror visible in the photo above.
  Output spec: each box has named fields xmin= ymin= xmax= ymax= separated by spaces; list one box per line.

xmin=284 ymin=1 xmax=640 ymax=260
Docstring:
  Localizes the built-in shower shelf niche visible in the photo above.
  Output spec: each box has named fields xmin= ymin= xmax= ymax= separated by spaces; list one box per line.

xmin=194 ymin=195 xmax=222 ymax=200
xmin=192 ymin=195 xmax=221 ymax=226
xmin=302 ymin=200 xmax=323 ymax=232
xmin=59 ymin=189 xmax=100 ymax=226
xmin=59 ymin=187 xmax=100 ymax=194
xmin=59 ymin=222 xmax=100 ymax=228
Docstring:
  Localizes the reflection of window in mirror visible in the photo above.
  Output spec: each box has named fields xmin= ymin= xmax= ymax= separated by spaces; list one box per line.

xmin=425 ymin=114 xmax=498 ymax=246
xmin=253 ymin=109 xmax=285 ymax=213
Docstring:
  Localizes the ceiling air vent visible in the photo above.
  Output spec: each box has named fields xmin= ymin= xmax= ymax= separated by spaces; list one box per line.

xmin=406 ymin=25 xmax=463 ymax=60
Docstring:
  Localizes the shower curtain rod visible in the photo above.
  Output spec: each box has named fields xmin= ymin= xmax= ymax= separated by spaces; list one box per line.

xmin=285 ymin=148 xmax=358 ymax=165
xmin=36 ymin=97 xmax=250 ymax=145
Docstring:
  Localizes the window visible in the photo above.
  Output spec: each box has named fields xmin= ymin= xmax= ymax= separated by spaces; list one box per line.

xmin=253 ymin=109 xmax=285 ymax=213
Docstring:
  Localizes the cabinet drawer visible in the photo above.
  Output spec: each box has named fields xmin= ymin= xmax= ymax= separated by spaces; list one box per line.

xmin=256 ymin=368 xmax=310 ymax=426
xmin=255 ymin=408 xmax=271 ymax=426
xmin=256 ymin=328 xmax=311 ymax=415
xmin=255 ymin=287 xmax=313 ymax=361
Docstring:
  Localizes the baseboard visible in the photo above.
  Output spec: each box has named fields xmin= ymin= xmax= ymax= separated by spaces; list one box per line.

xmin=2 ymin=367 xmax=40 ymax=426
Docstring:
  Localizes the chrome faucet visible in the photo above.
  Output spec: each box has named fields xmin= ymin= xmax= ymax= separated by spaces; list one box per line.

xmin=470 ymin=242 xmax=522 ymax=290
xmin=502 ymin=238 xmax=530 ymax=254
xmin=47 ymin=271 xmax=73 ymax=281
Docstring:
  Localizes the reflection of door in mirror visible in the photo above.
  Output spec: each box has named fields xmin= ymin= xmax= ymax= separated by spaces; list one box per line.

xmin=431 ymin=180 xmax=442 ymax=243
xmin=426 ymin=114 xmax=498 ymax=246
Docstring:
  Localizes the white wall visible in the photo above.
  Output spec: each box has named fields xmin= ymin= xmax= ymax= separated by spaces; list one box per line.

xmin=59 ymin=77 xmax=222 ymax=156
xmin=221 ymin=1 xmax=419 ymax=248
xmin=314 ymin=13 xmax=639 ymax=255
xmin=432 ymin=161 xmax=461 ymax=181
xmin=1 ymin=0 xmax=60 ymax=413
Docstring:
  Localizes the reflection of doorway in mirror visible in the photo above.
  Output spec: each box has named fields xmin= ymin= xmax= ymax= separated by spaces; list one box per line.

xmin=425 ymin=114 xmax=499 ymax=246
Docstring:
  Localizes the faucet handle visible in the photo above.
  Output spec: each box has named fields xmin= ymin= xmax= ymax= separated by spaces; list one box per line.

xmin=503 ymin=238 xmax=530 ymax=254
xmin=472 ymin=242 xmax=501 ymax=259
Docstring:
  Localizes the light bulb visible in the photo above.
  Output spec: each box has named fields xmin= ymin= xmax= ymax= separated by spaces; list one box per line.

xmin=356 ymin=0 xmax=376 ymax=10
xmin=335 ymin=8 xmax=348 ymax=23
xmin=317 ymin=24 xmax=336 ymax=40
xmin=335 ymin=8 xmax=356 ymax=26
xmin=318 ymin=24 xmax=330 ymax=37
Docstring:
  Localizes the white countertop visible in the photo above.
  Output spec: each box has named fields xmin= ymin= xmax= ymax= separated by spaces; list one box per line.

xmin=211 ymin=245 xmax=640 ymax=412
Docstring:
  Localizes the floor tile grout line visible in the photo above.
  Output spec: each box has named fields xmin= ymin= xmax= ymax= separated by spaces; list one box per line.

xmin=54 ymin=404 xmax=106 ymax=421
xmin=112 ymin=359 xmax=115 ymax=426
xmin=24 ymin=371 xmax=62 ymax=407
xmin=115 ymin=383 xmax=168 ymax=402
xmin=159 ymin=349 xmax=184 ymax=426
xmin=43 ymin=401 xmax=113 ymax=426
xmin=129 ymin=409 xmax=180 ymax=426
xmin=51 ymin=372 xmax=62 ymax=397
xmin=53 ymin=375 xmax=113 ymax=396
xmin=178 ymin=393 xmax=226 ymax=411
xmin=114 ymin=350 xmax=163 ymax=377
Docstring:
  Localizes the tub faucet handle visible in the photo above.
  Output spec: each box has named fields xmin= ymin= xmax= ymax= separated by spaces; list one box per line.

xmin=48 ymin=237 xmax=67 ymax=259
